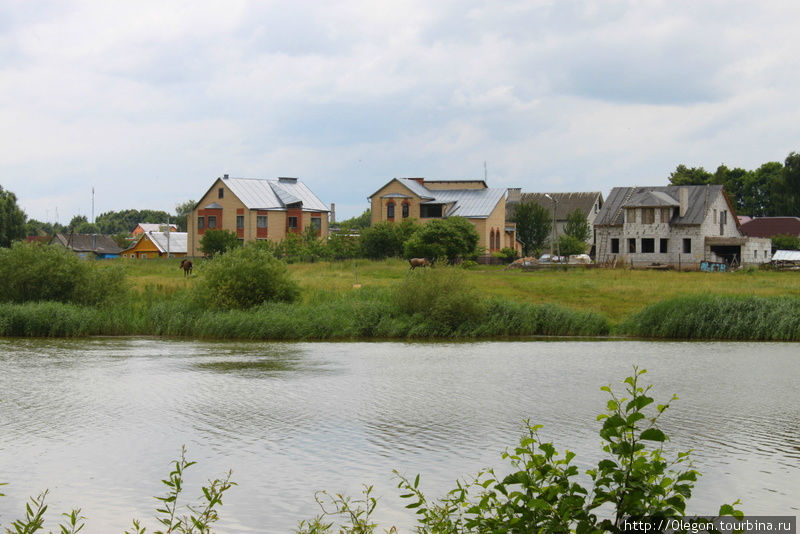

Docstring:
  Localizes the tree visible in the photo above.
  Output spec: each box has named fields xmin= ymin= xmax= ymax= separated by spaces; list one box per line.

xmin=0 ymin=186 xmax=27 ymax=246
xmin=174 ymin=200 xmax=196 ymax=232
xmin=512 ymin=201 xmax=551 ymax=257
xmin=338 ymin=209 xmax=371 ymax=230
xmin=668 ymin=164 xmax=713 ymax=185
xmin=563 ymin=209 xmax=590 ymax=242
xmin=403 ymin=217 xmax=479 ymax=263
xmin=772 ymin=234 xmax=800 ymax=251
xmin=781 ymin=151 xmax=800 ymax=216
xmin=200 ymin=229 xmax=240 ymax=257
xmin=359 ymin=219 xmax=418 ymax=259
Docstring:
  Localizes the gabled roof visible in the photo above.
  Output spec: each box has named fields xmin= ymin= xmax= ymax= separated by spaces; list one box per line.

xmin=53 ymin=233 xmax=122 ymax=254
xmin=136 ymin=223 xmax=177 ymax=233
xmin=506 ymin=192 xmax=603 ymax=222
xmin=740 ymin=217 xmax=800 ymax=238
xmin=594 ymin=185 xmax=728 ymax=226
xmin=370 ymin=178 xmax=504 ymax=218
xmin=146 ymin=232 xmax=188 ymax=254
xmin=204 ymin=177 xmax=329 ymax=212
xmin=624 ymin=190 xmax=678 ymax=207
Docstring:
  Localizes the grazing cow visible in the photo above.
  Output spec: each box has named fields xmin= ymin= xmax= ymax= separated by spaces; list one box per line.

xmin=180 ymin=259 xmax=193 ymax=276
xmin=409 ymin=258 xmax=431 ymax=269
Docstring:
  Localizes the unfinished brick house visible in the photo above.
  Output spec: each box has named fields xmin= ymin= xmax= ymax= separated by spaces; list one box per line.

xmin=594 ymin=185 xmax=772 ymax=268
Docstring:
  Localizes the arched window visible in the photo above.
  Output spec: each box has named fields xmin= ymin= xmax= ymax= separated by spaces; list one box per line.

xmin=402 ymin=202 xmax=409 ymax=218
xmin=489 ymin=229 xmax=496 ymax=251
xmin=387 ymin=201 xmax=395 ymax=219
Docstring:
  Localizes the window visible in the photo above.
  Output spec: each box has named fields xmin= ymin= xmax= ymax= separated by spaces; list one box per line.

xmin=236 ymin=215 xmax=244 ymax=228
xmin=628 ymin=238 xmax=636 ymax=253
xmin=625 ymin=209 xmax=636 ymax=223
xmin=218 ymin=188 xmax=224 ymax=199
xmin=641 ymin=238 xmax=655 ymax=253
xmin=387 ymin=202 xmax=395 ymax=218
xmin=754 ymin=250 xmax=758 ymax=259
xmin=642 ymin=209 xmax=655 ymax=224
xmin=490 ymin=230 xmax=495 ymax=250
xmin=208 ymin=216 xmax=217 ymax=228
xmin=311 ymin=217 xmax=321 ymax=230
xmin=420 ymin=204 xmax=443 ymax=218
xmin=660 ymin=238 xmax=668 ymax=253
xmin=257 ymin=215 xmax=268 ymax=228
xmin=683 ymin=238 xmax=691 ymax=254
xmin=288 ymin=216 xmax=298 ymax=229
xmin=197 ymin=216 xmax=205 ymax=230
xmin=713 ymin=209 xmax=717 ymax=223
xmin=402 ymin=203 xmax=409 ymax=218
xmin=611 ymin=238 xmax=619 ymax=254
xmin=720 ymin=210 xmax=727 ymax=224
xmin=660 ymin=208 xmax=671 ymax=223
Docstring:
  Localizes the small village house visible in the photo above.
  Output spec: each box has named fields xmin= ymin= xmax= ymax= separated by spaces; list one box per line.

xmin=122 ymin=231 xmax=187 ymax=259
xmin=505 ymin=190 xmax=604 ymax=252
xmin=740 ymin=217 xmax=800 ymax=241
xmin=368 ymin=177 xmax=520 ymax=255
xmin=52 ymin=233 xmax=122 ymax=259
xmin=594 ymin=185 xmax=772 ymax=268
xmin=188 ymin=175 xmax=329 ymax=256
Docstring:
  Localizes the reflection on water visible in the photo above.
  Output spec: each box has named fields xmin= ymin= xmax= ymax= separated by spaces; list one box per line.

xmin=0 ymin=339 xmax=798 ymax=534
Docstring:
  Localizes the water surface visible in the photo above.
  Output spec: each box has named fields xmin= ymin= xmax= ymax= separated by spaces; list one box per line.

xmin=0 ymin=339 xmax=797 ymax=532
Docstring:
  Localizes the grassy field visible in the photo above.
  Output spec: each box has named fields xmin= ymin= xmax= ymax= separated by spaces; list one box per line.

xmin=120 ymin=258 xmax=800 ymax=324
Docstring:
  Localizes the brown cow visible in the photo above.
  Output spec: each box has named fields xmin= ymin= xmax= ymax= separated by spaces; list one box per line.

xmin=409 ymin=258 xmax=431 ymax=269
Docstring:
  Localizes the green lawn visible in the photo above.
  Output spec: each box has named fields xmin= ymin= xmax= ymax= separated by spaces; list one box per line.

xmin=119 ymin=258 xmax=800 ymax=324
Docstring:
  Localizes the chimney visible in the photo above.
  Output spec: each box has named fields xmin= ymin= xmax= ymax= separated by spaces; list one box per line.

xmin=409 ymin=177 xmax=425 ymax=185
xmin=223 ymin=174 xmax=229 ymax=180
xmin=679 ymin=187 xmax=689 ymax=217
xmin=278 ymin=177 xmax=298 ymax=183
xmin=507 ymin=187 xmax=521 ymax=203
xmin=330 ymin=203 xmax=336 ymax=224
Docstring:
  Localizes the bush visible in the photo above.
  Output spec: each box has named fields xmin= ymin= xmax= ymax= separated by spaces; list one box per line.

xmin=302 ymin=369 xmax=743 ymax=533
xmin=771 ymin=233 xmax=800 ymax=250
xmin=200 ymin=229 xmax=240 ymax=257
xmin=403 ymin=217 xmax=479 ymax=264
xmin=359 ymin=220 xmax=418 ymax=259
xmin=557 ymin=234 xmax=587 ymax=256
xmin=194 ymin=244 xmax=300 ymax=309
xmin=492 ymin=247 xmax=518 ymax=263
xmin=393 ymin=268 xmax=486 ymax=334
xmin=0 ymin=242 xmax=126 ymax=305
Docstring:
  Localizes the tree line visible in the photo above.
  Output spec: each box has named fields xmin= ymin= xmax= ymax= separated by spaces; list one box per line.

xmin=668 ymin=150 xmax=800 ymax=217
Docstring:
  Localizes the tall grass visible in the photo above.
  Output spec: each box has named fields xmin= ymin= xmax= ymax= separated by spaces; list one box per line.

xmin=619 ymin=295 xmax=800 ymax=340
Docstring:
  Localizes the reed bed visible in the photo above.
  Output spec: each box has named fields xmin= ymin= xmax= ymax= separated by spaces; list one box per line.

xmin=619 ymin=295 xmax=800 ymax=340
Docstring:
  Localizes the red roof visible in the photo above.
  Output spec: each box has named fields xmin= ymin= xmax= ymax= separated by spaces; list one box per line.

xmin=740 ymin=217 xmax=800 ymax=238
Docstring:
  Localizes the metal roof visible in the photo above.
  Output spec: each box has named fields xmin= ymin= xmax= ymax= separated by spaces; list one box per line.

xmin=222 ymin=178 xmax=329 ymax=212
xmin=52 ymin=233 xmax=122 ymax=254
xmin=773 ymin=250 xmax=800 ymax=261
xmin=429 ymin=187 xmax=506 ymax=218
xmin=397 ymin=178 xmax=435 ymax=200
xmin=595 ymin=185 xmax=724 ymax=226
xmin=136 ymin=223 xmax=177 ymax=232
xmin=147 ymin=232 xmax=188 ymax=254
xmin=741 ymin=217 xmax=800 ymax=238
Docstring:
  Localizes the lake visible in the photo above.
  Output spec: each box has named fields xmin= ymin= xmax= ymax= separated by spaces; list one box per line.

xmin=0 ymin=339 xmax=797 ymax=532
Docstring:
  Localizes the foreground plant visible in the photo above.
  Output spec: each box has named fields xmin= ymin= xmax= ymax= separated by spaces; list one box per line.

xmin=0 ymin=447 xmax=233 ymax=534
xmin=303 ymin=368 xmax=743 ymax=533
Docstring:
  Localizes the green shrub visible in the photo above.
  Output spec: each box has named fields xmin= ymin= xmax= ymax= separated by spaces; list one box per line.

xmin=403 ymin=217 xmax=479 ymax=264
xmin=0 ymin=242 xmax=126 ymax=305
xmin=200 ymin=229 xmax=240 ymax=257
xmin=557 ymin=234 xmax=587 ymax=256
xmin=194 ymin=244 xmax=300 ymax=309
xmin=302 ymin=369 xmax=743 ymax=533
xmin=771 ymin=233 xmax=800 ymax=250
xmin=393 ymin=268 xmax=486 ymax=334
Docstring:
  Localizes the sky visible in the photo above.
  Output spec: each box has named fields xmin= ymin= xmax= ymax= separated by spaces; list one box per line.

xmin=3 ymin=0 xmax=800 ymax=224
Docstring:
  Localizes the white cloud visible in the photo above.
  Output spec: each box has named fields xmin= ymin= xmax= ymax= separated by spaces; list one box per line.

xmin=2 ymin=0 xmax=800 ymax=222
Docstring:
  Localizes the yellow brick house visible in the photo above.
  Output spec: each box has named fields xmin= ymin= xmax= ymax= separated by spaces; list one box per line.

xmin=368 ymin=178 xmax=520 ymax=255
xmin=188 ymin=175 xmax=329 ymax=256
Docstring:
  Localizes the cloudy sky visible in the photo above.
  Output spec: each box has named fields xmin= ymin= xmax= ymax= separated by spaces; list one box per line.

xmin=3 ymin=0 xmax=800 ymax=223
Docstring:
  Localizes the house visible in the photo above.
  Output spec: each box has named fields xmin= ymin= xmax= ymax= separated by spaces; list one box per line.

xmin=594 ymin=185 xmax=772 ymax=268
xmin=505 ymin=190 xmax=604 ymax=250
xmin=740 ymin=217 xmax=800 ymax=239
xmin=52 ymin=233 xmax=123 ymax=259
xmin=132 ymin=223 xmax=178 ymax=236
xmin=368 ymin=177 xmax=519 ymax=254
xmin=122 ymin=231 xmax=188 ymax=259
xmin=188 ymin=174 xmax=329 ymax=256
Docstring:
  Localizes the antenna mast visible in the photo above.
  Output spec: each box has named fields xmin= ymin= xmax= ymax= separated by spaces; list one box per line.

xmin=484 ymin=161 xmax=487 ymax=182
